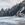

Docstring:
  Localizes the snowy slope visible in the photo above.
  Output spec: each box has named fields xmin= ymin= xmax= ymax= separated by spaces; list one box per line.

xmin=0 ymin=17 xmax=25 ymax=24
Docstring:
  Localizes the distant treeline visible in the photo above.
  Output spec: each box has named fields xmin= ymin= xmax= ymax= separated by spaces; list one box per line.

xmin=0 ymin=1 xmax=25 ymax=16
xmin=0 ymin=4 xmax=20 ymax=16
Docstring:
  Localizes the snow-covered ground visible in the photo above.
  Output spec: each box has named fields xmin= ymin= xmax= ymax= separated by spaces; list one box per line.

xmin=0 ymin=16 xmax=25 ymax=25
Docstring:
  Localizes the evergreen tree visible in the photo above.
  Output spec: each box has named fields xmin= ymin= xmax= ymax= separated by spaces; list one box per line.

xmin=1 ymin=8 xmax=4 ymax=16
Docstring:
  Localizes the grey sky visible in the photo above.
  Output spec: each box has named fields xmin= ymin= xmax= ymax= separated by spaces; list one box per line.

xmin=0 ymin=0 xmax=24 ymax=10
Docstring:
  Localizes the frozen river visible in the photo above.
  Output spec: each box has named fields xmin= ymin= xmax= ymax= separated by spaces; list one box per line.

xmin=0 ymin=16 xmax=25 ymax=25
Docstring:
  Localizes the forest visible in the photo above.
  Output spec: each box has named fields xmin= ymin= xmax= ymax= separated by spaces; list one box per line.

xmin=0 ymin=1 xmax=25 ymax=16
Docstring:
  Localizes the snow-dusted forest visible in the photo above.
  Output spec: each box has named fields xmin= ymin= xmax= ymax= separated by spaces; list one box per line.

xmin=0 ymin=0 xmax=25 ymax=17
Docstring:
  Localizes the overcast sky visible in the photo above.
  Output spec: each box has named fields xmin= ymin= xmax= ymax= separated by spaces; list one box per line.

xmin=0 ymin=0 xmax=24 ymax=10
